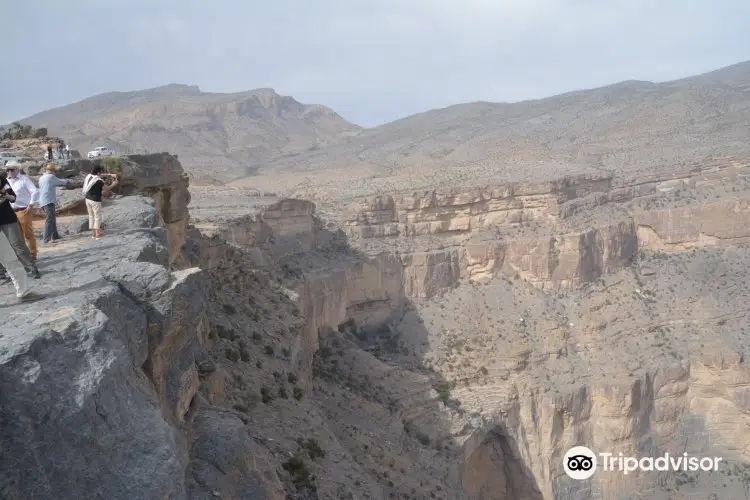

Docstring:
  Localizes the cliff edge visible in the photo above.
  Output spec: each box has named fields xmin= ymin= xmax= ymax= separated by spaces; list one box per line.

xmin=3 ymin=153 xmax=750 ymax=500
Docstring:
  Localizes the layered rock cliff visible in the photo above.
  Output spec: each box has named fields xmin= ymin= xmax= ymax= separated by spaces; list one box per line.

xmin=3 ymin=153 xmax=749 ymax=499
xmin=201 ymin=156 xmax=750 ymax=498
xmin=337 ymin=156 xmax=750 ymax=293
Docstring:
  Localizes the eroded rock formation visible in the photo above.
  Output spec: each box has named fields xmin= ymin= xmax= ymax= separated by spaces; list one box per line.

xmin=198 ymin=156 xmax=750 ymax=498
xmin=0 ymin=196 xmax=204 ymax=498
xmin=3 ymin=153 xmax=750 ymax=499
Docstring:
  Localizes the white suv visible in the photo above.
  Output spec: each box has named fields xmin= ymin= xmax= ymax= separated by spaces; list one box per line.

xmin=87 ymin=146 xmax=114 ymax=159
xmin=0 ymin=151 xmax=20 ymax=164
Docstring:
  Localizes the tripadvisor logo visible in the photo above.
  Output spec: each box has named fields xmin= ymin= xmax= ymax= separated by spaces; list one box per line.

xmin=563 ymin=446 xmax=723 ymax=479
xmin=564 ymin=446 xmax=597 ymax=480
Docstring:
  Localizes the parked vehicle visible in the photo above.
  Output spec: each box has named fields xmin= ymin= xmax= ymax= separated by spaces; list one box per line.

xmin=0 ymin=151 xmax=21 ymax=165
xmin=87 ymin=146 xmax=114 ymax=159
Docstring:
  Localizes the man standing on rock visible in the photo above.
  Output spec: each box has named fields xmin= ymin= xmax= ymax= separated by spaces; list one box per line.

xmin=38 ymin=164 xmax=70 ymax=244
xmin=0 ymin=170 xmax=43 ymax=302
xmin=5 ymin=162 xmax=40 ymax=260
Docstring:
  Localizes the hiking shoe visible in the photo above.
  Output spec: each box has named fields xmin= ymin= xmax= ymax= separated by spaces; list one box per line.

xmin=27 ymin=267 xmax=41 ymax=279
xmin=19 ymin=292 xmax=44 ymax=303
xmin=0 ymin=274 xmax=11 ymax=285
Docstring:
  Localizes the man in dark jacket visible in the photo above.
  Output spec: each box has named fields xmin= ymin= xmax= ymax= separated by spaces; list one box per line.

xmin=0 ymin=172 xmax=43 ymax=302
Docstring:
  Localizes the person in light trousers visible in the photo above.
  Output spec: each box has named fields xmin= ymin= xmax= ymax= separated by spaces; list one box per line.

xmin=82 ymin=165 xmax=118 ymax=240
xmin=5 ymin=161 xmax=40 ymax=260
xmin=38 ymin=164 xmax=71 ymax=244
xmin=0 ymin=173 xmax=43 ymax=302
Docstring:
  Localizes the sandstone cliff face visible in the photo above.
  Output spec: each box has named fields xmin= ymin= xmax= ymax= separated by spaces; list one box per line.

xmin=196 ymin=199 xmax=408 ymax=386
xmin=635 ymin=198 xmax=750 ymax=250
xmin=341 ymin=157 xmax=750 ymax=293
xmin=453 ymin=351 xmax=750 ymax=499
xmin=205 ymin=158 xmax=750 ymax=499
xmin=5 ymin=153 xmax=750 ymax=499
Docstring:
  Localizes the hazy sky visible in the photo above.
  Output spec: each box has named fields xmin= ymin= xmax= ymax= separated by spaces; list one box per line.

xmin=1 ymin=0 xmax=748 ymax=127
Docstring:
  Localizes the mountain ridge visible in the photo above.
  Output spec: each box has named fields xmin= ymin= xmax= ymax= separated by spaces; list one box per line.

xmin=14 ymin=59 xmax=750 ymax=186
xmin=226 ymin=59 xmax=750 ymax=200
xmin=18 ymin=85 xmax=361 ymax=182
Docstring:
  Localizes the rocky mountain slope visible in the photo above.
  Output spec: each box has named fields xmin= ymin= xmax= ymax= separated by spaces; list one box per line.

xmin=4 ymin=60 xmax=750 ymax=500
xmin=196 ymin=152 xmax=750 ymax=499
xmin=232 ymin=60 xmax=750 ymax=201
xmin=3 ymin=146 xmax=750 ymax=499
xmin=18 ymin=84 xmax=360 ymax=182
xmin=16 ymin=60 xmax=750 ymax=192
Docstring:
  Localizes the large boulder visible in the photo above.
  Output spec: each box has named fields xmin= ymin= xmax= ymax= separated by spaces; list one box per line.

xmin=0 ymin=195 xmax=207 ymax=499
xmin=53 ymin=154 xmax=191 ymax=267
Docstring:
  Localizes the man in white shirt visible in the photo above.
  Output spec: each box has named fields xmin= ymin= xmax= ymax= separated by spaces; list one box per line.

xmin=5 ymin=162 xmax=40 ymax=260
xmin=0 ymin=166 xmax=41 ymax=286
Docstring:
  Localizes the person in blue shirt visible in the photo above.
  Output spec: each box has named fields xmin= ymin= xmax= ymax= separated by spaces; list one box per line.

xmin=38 ymin=163 xmax=71 ymax=244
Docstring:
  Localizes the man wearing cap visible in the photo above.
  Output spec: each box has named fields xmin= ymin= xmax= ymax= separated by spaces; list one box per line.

xmin=0 ymin=168 xmax=43 ymax=301
xmin=38 ymin=163 xmax=70 ymax=244
xmin=5 ymin=161 xmax=40 ymax=260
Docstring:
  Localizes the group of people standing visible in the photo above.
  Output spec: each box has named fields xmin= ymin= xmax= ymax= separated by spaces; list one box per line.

xmin=0 ymin=162 xmax=118 ymax=303
xmin=47 ymin=142 xmax=71 ymax=161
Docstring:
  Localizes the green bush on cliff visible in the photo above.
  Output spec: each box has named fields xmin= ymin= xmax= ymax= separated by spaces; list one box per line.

xmin=0 ymin=122 xmax=47 ymax=140
xmin=282 ymin=455 xmax=316 ymax=490
xmin=100 ymin=156 xmax=122 ymax=174
xmin=300 ymin=438 xmax=325 ymax=459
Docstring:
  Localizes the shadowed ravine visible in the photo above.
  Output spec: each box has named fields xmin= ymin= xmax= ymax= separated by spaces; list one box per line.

xmin=2 ymin=153 xmax=749 ymax=499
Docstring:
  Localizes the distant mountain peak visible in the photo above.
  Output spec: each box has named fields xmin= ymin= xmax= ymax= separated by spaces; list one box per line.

xmin=249 ymin=88 xmax=286 ymax=108
xmin=18 ymin=83 xmax=360 ymax=183
xmin=144 ymin=83 xmax=202 ymax=95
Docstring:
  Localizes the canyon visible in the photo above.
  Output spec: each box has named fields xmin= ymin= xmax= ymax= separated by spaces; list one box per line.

xmin=200 ymin=153 xmax=750 ymax=499
xmin=3 ymin=150 xmax=746 ymax=498
xmin=2 ymin=61 xmax=749 ymax=500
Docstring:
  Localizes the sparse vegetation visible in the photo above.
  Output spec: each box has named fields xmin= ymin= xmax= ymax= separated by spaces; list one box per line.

xmin=299 ymin=438 xmax=325 ymax=459
xmin=260 ymin=387 xmax=274 ymax=404
xmin=293 ymin=386 xmax=304 ymax=400
xmin=282 ymin=455 xmax=316 ymax=491
xmin=100 ymin=156 xmax=122 ymax=174
xmin=0 ymin=122 xmax=47 ymax=140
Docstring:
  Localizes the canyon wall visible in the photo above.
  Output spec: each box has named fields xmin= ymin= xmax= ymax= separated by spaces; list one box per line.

xmin=209 ymin=156 xmax=750 ymax=499
xmin=341 ymin=157 xmax=750 ymax=293
xmin=5 ymin=153 xmax=749 ymax=499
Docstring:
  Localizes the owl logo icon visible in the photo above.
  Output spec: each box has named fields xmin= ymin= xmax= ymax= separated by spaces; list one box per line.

xmin=563 ymin=446 xmax=597 ymax=480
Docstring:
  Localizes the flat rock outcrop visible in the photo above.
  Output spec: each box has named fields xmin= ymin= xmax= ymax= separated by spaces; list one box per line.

xmin=0 ymin=196 xmax=205 ymax=499
xmin=0 ymin=155 xmax=284 ymax=499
